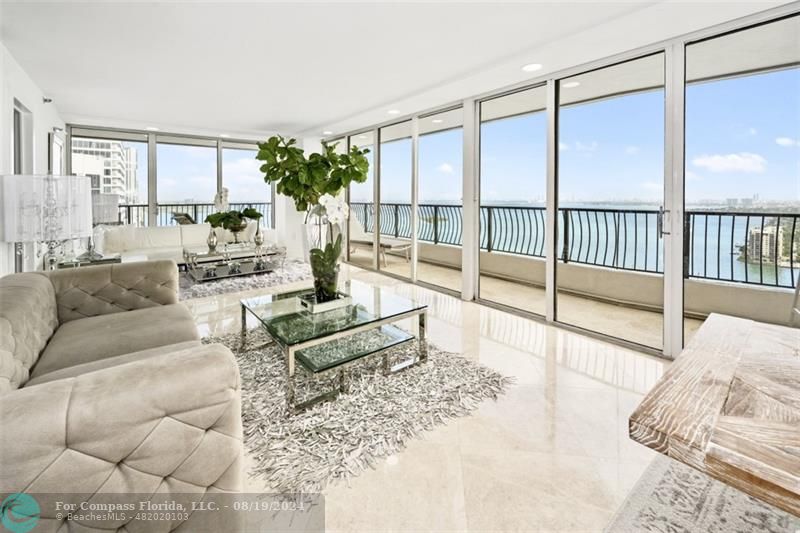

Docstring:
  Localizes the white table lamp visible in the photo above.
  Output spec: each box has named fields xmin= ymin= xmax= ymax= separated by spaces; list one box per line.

xmin=0 ymin=175 xmax=92 ymax=270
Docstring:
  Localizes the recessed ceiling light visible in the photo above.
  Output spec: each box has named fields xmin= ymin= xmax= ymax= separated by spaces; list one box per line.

xmin=387 ymin=109 xmax=400 ymax=115
xmin=522 ymin=63 xmax=543 ymax=73
xmin=432 ymin=119 xmax=443 ymax=124
xmin=322 ymin=130 xmax=334 ymax=135
xmin=145 ymin=126 xmax=159 ymax=131
xmin=563 ymin=81 xmax=581 ymax=88
xmin=358 ymin=135 xmax=367 ymax=139
xmin=219 ymin=134 xmax=230 ymax=138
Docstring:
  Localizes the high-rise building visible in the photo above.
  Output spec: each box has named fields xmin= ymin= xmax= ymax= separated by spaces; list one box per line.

xmin=747 ymin=225 xmax=784 ymax=263
xmin=71 ymin=138 xmax=139 ymax=204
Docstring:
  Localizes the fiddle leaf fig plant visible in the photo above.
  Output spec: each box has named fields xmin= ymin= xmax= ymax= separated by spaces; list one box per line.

xmin=256 ymin=135 xmax=370 ymax=213
xmin=257 ymin=134 xmax=370 ymax=302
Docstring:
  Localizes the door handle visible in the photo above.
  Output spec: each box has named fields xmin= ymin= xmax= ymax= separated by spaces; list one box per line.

xmin=658 ymin=206 xmax=670 ymax=237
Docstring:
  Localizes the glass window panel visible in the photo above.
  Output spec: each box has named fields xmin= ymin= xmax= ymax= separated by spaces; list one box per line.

xmin=71 ymin=136 xmax=148 ymax=226
xmin=684 ymin=15 xmax=800 ymax=341
xmin=556 ymin=53 xmax=665 ymax=349
xmin=347 ymin=131 xmax=375 ymax=269
xmin=479 ymin=85 xmax=547 ymax=315
xmin=156 ymin=143 xmax=217 ymax=226
xmin=222 ymin=147 xmax=272 ymax=227
xmin=379 ymin=121 xmax=413 ymax=279
xmin=418 ymin=107 xmax=463 ymax=293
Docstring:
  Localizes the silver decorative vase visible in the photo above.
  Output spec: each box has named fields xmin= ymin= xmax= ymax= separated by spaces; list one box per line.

xmin=254 ymin=222 xmax=264 ymax=246
xmin=207 ymin=227 xmax=218 ymax=252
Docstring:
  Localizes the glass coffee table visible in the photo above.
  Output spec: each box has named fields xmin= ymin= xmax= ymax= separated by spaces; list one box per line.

xmin=240 ymin=280 xmax=427 ymax=414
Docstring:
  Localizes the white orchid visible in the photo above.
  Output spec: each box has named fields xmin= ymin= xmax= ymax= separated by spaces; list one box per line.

xmin=213 ymin=188 xmax=230 ymax=212
xmin=316 ymin=194 xmax=349 ymax=226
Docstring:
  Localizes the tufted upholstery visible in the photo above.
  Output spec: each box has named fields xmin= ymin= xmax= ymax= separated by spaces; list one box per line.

xmin=0 ymin=274 xmax=59 ymax=393
xmin=44 ymin=260 xmax=178 ymax=323
xmin=0 ymin=260 xmax=244 ymax=531
xmin=0 ymin=344 xmax=243 ymax=531
xmin=30 ymin=305 xmax=200 ymax=379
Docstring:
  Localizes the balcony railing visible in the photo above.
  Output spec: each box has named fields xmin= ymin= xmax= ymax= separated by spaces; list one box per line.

xmin=118 ymin=202 xmax=272 ymax=228
xmin=351 ymin=202 xmax=800 ymax=288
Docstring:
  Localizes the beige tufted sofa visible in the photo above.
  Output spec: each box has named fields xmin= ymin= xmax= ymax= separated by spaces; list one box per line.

xmin=0 ymin=260 xmax=243 ymax=531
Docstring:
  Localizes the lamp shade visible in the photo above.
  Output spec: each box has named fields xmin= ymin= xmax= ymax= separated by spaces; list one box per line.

xmin=0 ymin=175 xmax=92 ymax=243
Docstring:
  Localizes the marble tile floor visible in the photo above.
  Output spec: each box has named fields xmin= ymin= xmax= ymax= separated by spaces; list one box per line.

xmin=350 ymin=252 xmax=703 ymax=349
xmin=187 ymin=263 xmax=673 ymax=532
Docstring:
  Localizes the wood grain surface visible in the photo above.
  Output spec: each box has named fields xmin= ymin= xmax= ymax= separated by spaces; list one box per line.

xmin=629 ymin=313 xmax=800 ymax=517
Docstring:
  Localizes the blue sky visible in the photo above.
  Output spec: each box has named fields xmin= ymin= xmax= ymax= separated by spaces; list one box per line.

xmin=123 ymin=144 xmax=268 ymax=205
xmin=123 ymin=67 xmax=799 ymax=208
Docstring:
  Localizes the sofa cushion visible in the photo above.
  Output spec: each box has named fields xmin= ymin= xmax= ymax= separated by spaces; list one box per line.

xmin=119 ymin=247 xmax=184 ymax=264
xmin=30 ymin=304 xmax=199 ymax=379
xmin=45 ymin=260 xmax=179 ymax=323
xmin=0 ymin=274 xmax=59 ymax=393
xmin=101 ymin=225 xmax=182 ymax=254
xmin=25 ymin=340 xmax=201 ymax=387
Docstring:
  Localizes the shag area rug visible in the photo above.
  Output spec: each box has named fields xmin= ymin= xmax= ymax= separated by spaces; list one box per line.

xmin=203 ymin=327 xmax=512 ymax=493
xmin=179 ymin=259 xmax=311 ymax=300
xmin=606 ymin=455 xmax=800 ymax=532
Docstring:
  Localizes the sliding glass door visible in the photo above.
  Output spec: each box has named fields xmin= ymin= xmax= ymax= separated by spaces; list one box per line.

xmin=683 ymin=15 xmax=800 ymax=340
xmin=347 ymin=131 xmax=375 ymax=270
xmin=478 ymin=85 xmax=548 ymax=315
xmin=556 ymin=53 xmax=666 ymax=349
xmin=377 ymin=121 xmax=413 ymax=279
xmin=417 ymin=107 xmax=463 ymax=293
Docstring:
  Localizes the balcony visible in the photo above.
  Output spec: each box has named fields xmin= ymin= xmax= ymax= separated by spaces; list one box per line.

xmin=348 ymin=202 xmax=799 ymax=347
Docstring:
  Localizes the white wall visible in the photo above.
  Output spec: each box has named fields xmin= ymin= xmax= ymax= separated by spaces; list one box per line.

xmin=0 ymin=42 xmax=65 ymax=275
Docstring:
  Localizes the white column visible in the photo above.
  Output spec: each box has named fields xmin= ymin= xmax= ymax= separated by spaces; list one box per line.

xmin=545 ymin=79 xmax=558 ymax=322
xmin=663 ymin=43 xmax=686 ymax=359
xmin=461 ymin=98 xmax=479 ymax=301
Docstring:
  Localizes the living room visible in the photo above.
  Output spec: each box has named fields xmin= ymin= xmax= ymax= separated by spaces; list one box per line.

xmin=1 ymin=1 xmax=798 ymax=532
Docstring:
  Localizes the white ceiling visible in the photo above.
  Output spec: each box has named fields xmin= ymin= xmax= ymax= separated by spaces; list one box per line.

xmin=0 ymin=1 xmax=793 ymax=140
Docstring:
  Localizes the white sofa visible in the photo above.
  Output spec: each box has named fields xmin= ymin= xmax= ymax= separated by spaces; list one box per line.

xmin=96 ymin=223 xmax=277 ymax=265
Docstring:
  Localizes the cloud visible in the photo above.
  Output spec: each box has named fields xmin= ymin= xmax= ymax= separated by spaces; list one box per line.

xmin=685 ymin=170 xmax=701 ymax=181
xmin=575 ymin=141 xmax=598 ymax=152
xmin=691 ymin=152 xmax=766 ymax=174
xmin=437 ymin=162 xmax=454 ymax=174
xmin=641 ymin=181 xmax=661 ymax=191
xmin=558 ymin=142 xmax=569 ymax=151
xmin=775 ymin=137 xmax=800 ymax=147
xmin=748 ymin=128 xmax=757 ymax=136
xmin=624 ymin=145 xmax=640 ymax=155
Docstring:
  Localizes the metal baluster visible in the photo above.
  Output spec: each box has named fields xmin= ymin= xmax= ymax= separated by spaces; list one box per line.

xmin=716 ymin=214 xmax=722 ymax=280
xmin=433 ymin=205 xmax=439 ymax=244
xmin=593 ymin=211 xmax=601 ymax=266
xmin=730 ymin=215 xmax=735 ymax=281
xmin=774 ymin=216 xmax=781 ymax=287
xmin=791 ymin=217 xmax=797 ymax=288
xmin=561 ymin=209 xmax=570 ymax=262
xmin=644 ymin=213 xmax=649 ymax=272
xmin=633 ymin=212 xmax=638 ymax=270
xmin=622 ymin=213 xmax=628 ymax=269
xmin=703 ymin=214 xmax=709 ymax=278
xmin=760 ymin=215 xmax=765 ymax=285
xmin=486 ymin=207 xmax=493 ymax=253
xmin=743 ymin=216 xmax=750 ymax=284
xmin=394 ymin=204 xmax=400 ymax=238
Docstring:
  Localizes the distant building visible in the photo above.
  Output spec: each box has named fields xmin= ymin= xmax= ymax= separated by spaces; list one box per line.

xmin=71 ymin=139 xmax=139 ymax=204
xmin=747 ymin=225 xmax=783 ymax=263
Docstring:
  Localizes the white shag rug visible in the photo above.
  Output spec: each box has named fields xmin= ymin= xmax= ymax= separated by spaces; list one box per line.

xmin=203 ymin=327 xmax=513 ymax=494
